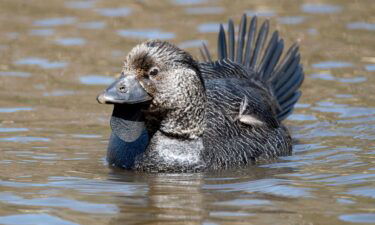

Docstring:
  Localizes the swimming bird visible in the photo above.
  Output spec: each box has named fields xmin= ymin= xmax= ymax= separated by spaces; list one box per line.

xmin=97 ymin=14 xmax=304 ymax=172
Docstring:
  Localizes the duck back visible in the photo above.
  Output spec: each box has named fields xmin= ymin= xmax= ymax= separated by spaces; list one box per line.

xmin=198 ymin=14 xmax=304 ymax=169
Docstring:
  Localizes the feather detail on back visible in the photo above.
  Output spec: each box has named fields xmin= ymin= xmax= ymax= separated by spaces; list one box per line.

xmin=200 ymin=14 xmax=304 ymax=121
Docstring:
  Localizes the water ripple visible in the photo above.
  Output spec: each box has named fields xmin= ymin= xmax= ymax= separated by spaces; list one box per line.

xmin=185 ymin=7 xmax=224 ymax=15
xmin=0 ymin=71 xmax=31 ymax=78
xmin=0 ymin=136 xmax=50 ymax=143
xmin=310 ymin=73 xmax=366 ymax=83
xmin=178 ymin=39 xmax=207 ymax=49
xmin=15 ymin=57 xmax=68 ymax=69
xmin=117 ymin=29 xmax=175 ymax=40
xmin=301 ymin=3 xmax=342 ymax=14
xmin=0 ymin=213 xmax=77 ymax=225
xmin=0 ymin=128 xmax=29 ymax=133
xmin=55 ymin=37 xmax=86 ymax=46
xmin=246 ymin=9 xmax=276 ymax=17
xmin=43 ymin=90 xmax=75 ymax=97
xmin=0 ymin=177 xmax=147 ymax=195
xmin=65 ymin=1 xmax=95 ymax=9
xmin=347 ymin=22 xmax=375 ymax=31
xmin=0 ymin=107 xmax=33 ymax=113
xmin=33 ymin=17 xmax=76 ymax=27
xmin=365 ymin=64 xmax=375 ymax=71
xmin=312 ymin=102 xmax=375 ymax=118
xmin=173 ymin=0 xmax=207 ymax=5
xmin=312 ymin=61 xmax=353 ymax=69
xmin=204 ymin=178 xmax=312 ymax=198
xmin=278 ymin=16 xmax=305 ymax=25
xmin=346 ymin=187 xmax=375 ymax=199
xmin=79 ymin=75 xmax=115 ymax=85
xmin=339 ymin=213 xmax=375 ymax=223
xmin=29 ymin=29 xmax=55 ymax=36
xmin=78 ymin=21 xmax=106 ymax=29
xmin=197 ymin=23 xmax=227 ymax=33
xmin=96 ymin=8 xmax=132 ymax=17
xmin=0 ymin=192 xmax=118 ymax=214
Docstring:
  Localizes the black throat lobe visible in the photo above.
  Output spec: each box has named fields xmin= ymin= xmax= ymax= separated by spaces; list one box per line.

xmin=107 ymin=104 xmax=149 ymax=169
xmin=110 ymin=104 xmax=146 ymax=142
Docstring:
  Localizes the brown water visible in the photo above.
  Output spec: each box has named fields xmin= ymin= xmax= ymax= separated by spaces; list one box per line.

xmin=0 ymin=0 xmax=374 ymax=224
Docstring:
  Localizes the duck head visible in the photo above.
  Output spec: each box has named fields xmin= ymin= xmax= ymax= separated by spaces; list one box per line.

xmin=100 ymin=40 xmax=206 ymax=139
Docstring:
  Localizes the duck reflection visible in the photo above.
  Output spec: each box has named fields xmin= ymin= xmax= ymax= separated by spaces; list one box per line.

xmin=108 ymin=170 xmax=206 ymax=224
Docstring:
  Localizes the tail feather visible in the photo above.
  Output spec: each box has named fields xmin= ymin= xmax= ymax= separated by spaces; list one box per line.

xmin=236 ymin=14 xmax=247 ymax=63
xmin=278 ymin=91 xmax=301 ymax=121
xmin=258 ymin=31 xmax=282 ymax=78
xmin=199 ymin=14 xmax=304 ymax=121
xmin=218 ymin=24 xmax=227 ymax=59
xmin=200 ymin=42 xmax=211 ymax=62
xmin=227 ymin=19 xmax=235 ymax=60
xmin=263 ymin=38 xmax=284 ymax=80
xmin=244 ymin=16 xmax=257 ymax=67
xmin=249 ymin=20 xmax=269 ymax=68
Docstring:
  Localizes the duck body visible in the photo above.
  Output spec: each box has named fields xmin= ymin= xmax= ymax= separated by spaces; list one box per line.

xmin=202 ymin=72 xmax=292 ymax=170
xmin=98 ymin=15 xmax=304 ymax=172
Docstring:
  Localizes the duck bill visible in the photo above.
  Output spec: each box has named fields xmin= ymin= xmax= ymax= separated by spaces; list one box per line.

xmin=97 ymin=75 xmax=152 ymax=104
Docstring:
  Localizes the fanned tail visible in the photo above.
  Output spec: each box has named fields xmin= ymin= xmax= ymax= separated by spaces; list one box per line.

xmin=200 ymin=14 xmax=304 ymax=121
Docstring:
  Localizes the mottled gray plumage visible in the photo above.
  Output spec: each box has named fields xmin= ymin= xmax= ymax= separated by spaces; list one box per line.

xmin=101 ymin=14 xmax=304 ymax=172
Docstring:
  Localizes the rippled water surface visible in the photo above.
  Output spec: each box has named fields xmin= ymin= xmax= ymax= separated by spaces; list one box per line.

xmin=0 ymin=0 xmax=374 ymax=224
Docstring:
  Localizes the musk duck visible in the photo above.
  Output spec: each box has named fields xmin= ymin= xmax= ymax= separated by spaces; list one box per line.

xmin=97 ymin=14 xmax=304 ymax=172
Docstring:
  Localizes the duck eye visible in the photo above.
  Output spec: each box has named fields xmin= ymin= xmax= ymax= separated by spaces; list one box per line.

xmin=149 ymin=67 xmax=159 ymax=76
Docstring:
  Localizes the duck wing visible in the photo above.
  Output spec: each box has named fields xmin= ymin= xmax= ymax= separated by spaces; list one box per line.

xmin=200 ymin=14 xmax=304 ymax=121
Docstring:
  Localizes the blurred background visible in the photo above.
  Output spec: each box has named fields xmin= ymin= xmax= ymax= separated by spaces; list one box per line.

xmin=0 ymin=0 xmax=374 ymax=224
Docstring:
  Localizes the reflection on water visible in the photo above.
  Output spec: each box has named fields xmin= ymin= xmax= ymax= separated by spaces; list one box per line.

xmin=0 ymin=0 xmax=374 ymax=224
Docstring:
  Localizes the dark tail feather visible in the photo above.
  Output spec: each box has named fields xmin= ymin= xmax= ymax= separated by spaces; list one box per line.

xmin=236 ymin=14 xmax=247 ymax=63
xmin=244 ymin=17 xmax=257 ymax=68
xmin=218 ymin=24 xmax=227 ymax=59
xmin=249 ymin=20 xmax=269 ymax=68
xmin=227 ymin=19 xmax=235 ymax=60
xmin=200 ymin=42 xmax=212 ymax=62
xmin=199 ymin=13 xmax=304 ymax=121
xmin=278 ymin=91 xmax=301 ymax=121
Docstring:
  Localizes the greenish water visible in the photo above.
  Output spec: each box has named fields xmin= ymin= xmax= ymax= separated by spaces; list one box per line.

xmin=0 ymin=0 xmax=374 ymax=224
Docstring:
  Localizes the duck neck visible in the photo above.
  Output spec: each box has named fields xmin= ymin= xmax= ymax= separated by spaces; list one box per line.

xmin=160 ymin=83 xmax=206 ymax=140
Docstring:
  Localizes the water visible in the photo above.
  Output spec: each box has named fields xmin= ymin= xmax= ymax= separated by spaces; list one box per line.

xmin=0 ymin=0 xmax=374 ymax=224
